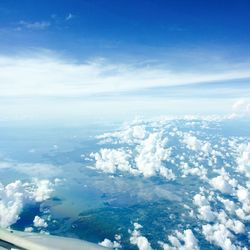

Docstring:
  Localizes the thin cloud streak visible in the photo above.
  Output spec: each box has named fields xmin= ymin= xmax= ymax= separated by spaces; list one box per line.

xmin=0 ymin=52 xmax=250 ymax=98
xmin=65 ymin=13 xmax=75 ymax=21
xmin=17 ymin=20 xmax=51 ymax=30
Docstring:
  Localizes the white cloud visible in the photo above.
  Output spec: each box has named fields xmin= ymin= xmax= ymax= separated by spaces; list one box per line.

xmin=0 ymin=179 xmax=54 ymax=228
xmin=183 ymin=134 xmax=203 ymax=151
xmin=210 ymin=175 xmax=234 ymax=194
xmin=65 ymin=13 xmax=75 ymax=21
xmin=135 ymin=132 xmax=175 ymax=179
xmin=193 ymin=188 xmax=246 ymax=235
xmin=0 ymin=161 xmax=61 ymax=178
xmin=24 ymin=226 xmax=34 ymax=232
xmin=235 ymin=185 xmax=250 ymax=219
xmin=91 ymin=129 xmax=175 ymax=180
xmin=236 ymin=143 xmax=250 ymax=177
xmin=99 ymin=238 xmax=121 ymax=249
xmin=192 ymin=181 xmax=249 ymax=248
xmin=31 ymin=179 xmax=54 ymax=202
xmin=97 ymin=124 xmax=147 ymax=145
xmin=229 ymin=98 xmax=250 ymax=119
xmin=18 ymin=20 xmax=50 ymax=30
xmin=0 ymin=53 xmax=250 ymax=98
xmin=183 ymin=133 xmax=212 ymax=153
xmin=193 ymin=194 xmax=216 ymax=222
xmin=159 ymin=229 xmax=199 ymax=250
xmin=33 ymin=215 xmax=48 ymax=228
xmin=232 ymin=99 xmax=250 ymax=113
xmin=90 ymin=148 xmax=136 ymax=174
xmin=217 ymin=197 xmax=236 ymax=215
xmin=179 ymin=162 xmax=207 ymax=179
xmin=129 ymin=223 xmax=153 ymax=250
xmin=202 ymin=224 xmax=246 ymax=250
xmin=217 ymin=210 xmax=245 ymax=234
xmin=89 ymin=118 xmax=250 ymax=248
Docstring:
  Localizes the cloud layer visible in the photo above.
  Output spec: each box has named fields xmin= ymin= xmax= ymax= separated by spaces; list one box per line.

xmin=0 ymin=52 xmax=250 ymax=98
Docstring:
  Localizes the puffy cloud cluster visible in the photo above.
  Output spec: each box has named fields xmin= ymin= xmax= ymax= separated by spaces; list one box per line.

xmin=193 ymin=187 xmax=246 ymax=249
xmin=217 ymin=210 xmax=245 ymax=234
xmin=159 ymin=229 xmax=199 ymax=250
xmin=33 ymin=215 xmax=48 ymax=228
xmin=193 ymin=193 xmax=216 ymax=222
xmin=207 ymin=167 xmax=250 ymax=222
xmin=183 ymin=133 xmax=212 ymax=154
xmin=217 ymin=197 xmax=236 ymax=215
xmin=236 ymin=143 xmax=250 ymax=177
xmin=183 ymin=134 xmax=202 ymax=151
xmin=202 ymin=224 xmax=246 ymax=250
xmin=235 ymin=185 xmax=250 ymax=220
xmin=179 ymin=162 xmax=207 ymax=179
xmin=89 ymin=117 xmax=250 ymax=249
xmin=31 ymin=179 xmax=54 ymax=202
xmin=90 ymin=148 xmax=136 ymax=174
xmin=99 ymin=236 xmax=121 ymax=249
xmin=135 ymin=132 xmax=175 ymax=179
xmin=97 ymin=124 xmax=147 ymax=145
xmin=129 ymin=223 xmax=153 ymax=250
xmin=0 ymin=179 xmax=54 ymax=228
xmin=91 ymin=129 xmax=175 ymax=180
xmin=209 ymin=170 xmax=237 ymax=194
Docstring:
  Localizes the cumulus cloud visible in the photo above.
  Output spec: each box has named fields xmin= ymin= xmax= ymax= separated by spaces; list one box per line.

xmin=33 ymin=215 xmax=48 ymax=228
xmin=235 ymin=185 xmax=250 ymax=220
xmin=0 ymin=179 xmax=54 ymax=228
xmin=97 ymin=124 xmax=147 ymax=145
xmin=217 ymin=197 xmax=237 ymax=215
xmin=210 ymin=175 xmax=234 ymax=194
xmin=91 ymin=128 xmax=175 ymax=180
xmin=159 ymin=229 xmax=199 ymax=250
xmin=192 ymin=184 xmax=247 ymax=249
xmin=88 ymin=117 xmax=250 ymax=249
xmin=236 ymin=143 xmax=250 ymax=177
xmin=24 ymin=226 xmax=34 ymax=232
xmin=202 ymin=224 xmax=246 ymax=250
xmin=183 ymin=133 xmax=212 ymax=153
xmin=90 ymin=148 xmax=137 ymax=174
xmin=99 ymin=238 xmax=121 ymax=249
xmin=179 ymin=162 xmax=207 ymax=179
xmin=31 ymin=179 xmax=54 ymax=202
xmin=217 ymin=210 xmax=245 ymax=234
xmin=129 ymin=223 xmax=153 ymax=250
xmin=193 ymin=193 xmax=216 ymax=222
xmin=135 ymin=132 xmax=175 ymax=179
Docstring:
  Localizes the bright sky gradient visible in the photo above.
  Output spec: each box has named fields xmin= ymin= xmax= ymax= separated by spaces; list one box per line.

xmin=0 ymin=0 xmax=250 ymax=122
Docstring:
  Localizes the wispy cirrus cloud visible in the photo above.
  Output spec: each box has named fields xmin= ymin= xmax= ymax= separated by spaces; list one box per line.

xmin=65 ymin=13 xmax=75 ymax=21
xmin=17 ymin=20 xmax=51 ymax=30
xmin=0 ymin=51 xmax=250 ymax=98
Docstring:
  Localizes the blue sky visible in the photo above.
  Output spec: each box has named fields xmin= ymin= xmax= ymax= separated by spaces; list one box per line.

xmin=0 ymin=0 xmax=250 ymax=122
xmin=0 ymin=0 xmax=250 ymax=57
xmin=1 ymin=0 xmax=250 ymax=59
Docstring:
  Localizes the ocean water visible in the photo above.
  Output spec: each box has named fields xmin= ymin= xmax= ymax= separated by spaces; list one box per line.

xmin=0 ymin=117 xmax=250 ymax=249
